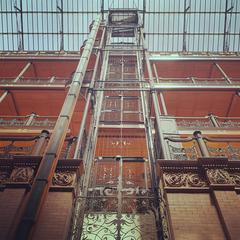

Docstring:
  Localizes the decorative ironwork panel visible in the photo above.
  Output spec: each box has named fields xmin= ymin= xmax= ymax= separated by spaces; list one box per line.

xmin=167 ymin=142 xmax=199 ymax=160
xmin=81 ymin=212 xmax=157 ymax=240
xmin=164 ymin=172 xmax=207 ymax=188
xmin=207 ymin=144 xmax=240 ymax=160
xmin=176 ymin=118 xmax=213 ymax=129
xmin=217 ymin=119 xmax=240 ymax=128
xmin=0 ymin=142 xmax=35 ymax=158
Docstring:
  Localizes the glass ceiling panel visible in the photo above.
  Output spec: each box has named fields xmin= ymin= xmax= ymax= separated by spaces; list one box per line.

xmin=0 ymin=0 xmax=239 ymax=53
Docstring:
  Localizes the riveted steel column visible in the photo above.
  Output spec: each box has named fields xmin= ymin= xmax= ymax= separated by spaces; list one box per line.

xmin=15 ymin=15 xmax=101 ymax=240
xmin=193 ymin=130 xmax=210 ymax=157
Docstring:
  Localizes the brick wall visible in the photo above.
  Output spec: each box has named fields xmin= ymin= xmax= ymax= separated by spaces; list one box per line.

xmin=167 ymin=193 xmax=225 ymax=240
xmin=0 ymin=189 xmax=26 ymax=240
xmin=214 ymin=191 xmax=240 ymax=240
xmin=32 ymin=191 xmax=73 ymax=240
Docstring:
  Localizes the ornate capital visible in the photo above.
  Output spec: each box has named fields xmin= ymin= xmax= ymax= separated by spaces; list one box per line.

xmin=10 ymin=167 xmax=34 ymax=183
xmin=52 ymin=170 xmax=75 ymax=186
xmin=206 ymin=168 xmax=233 ymax=185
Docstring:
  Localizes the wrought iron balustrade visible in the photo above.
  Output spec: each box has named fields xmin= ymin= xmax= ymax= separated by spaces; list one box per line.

xmin=204 ymin=137 xmax=240 ymax=160
xmin=216 ymin=117 xmax=240 ymax=128
xmin=164 ymin=135 xmax=201 ymax=160
xmin=163 ymin=133 xmax=240 ymax=161
xmin=175 ymin=116 xmax=213 ymax=129
xmin=162 ymin=115 xmax=240 ymax=130
xmin=0 ymin=115 xmax=57 ymax=128
xmin=0 ymin=132 xmax=49 ymax=158
xmin=0 ymin=77 xmax=69 ymax=85
xmin=157 ymin=77 xmax=240 ymax=86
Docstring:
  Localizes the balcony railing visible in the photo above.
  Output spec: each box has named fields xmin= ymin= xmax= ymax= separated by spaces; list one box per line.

xmin=0 ymin=133 xmax=83 ymax=160
xmin=0 ymin=131 xmax=49 ymax=158
xmin=162 ymin=115 xmax=240 ymax=130
xmin=0 ymin=114 xmax=57 ymax=129
xmin=0 ymin=77 xmax=70 ymax=86
xmin=163 ymin=132 xmax=240 ymax=161
xmin=157 ymin=77 xmax=240 ymax=86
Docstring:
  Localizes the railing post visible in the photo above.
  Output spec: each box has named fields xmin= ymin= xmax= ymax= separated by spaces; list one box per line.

xmin=49 ymin=76 xmax=56 ymax=83
xmin=208 ymin=113 xmax=220 ymax=128
xmin=193 ymin=131 xmax=210 ymax=157
xmin=25 ymin=112 xmax=37 ymax=126
xmin=31 ymin=130 xmax=49 ymax=156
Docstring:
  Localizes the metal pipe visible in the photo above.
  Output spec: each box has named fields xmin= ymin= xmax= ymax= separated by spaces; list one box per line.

xmin=0 ymin=90 xmax=9 ymax=103
xmin=13 ymin=62 xmax=32 ymax=82
xmin=73 ymin=27 xmax=106 ymax=159
xmin=214 ymin=62 xmax=232 ymax=84
xmin=15 ymin=15 xmax=101 ymax=240
xmin=193 ymin=131 xmax=210 ymax=157
xmin=31 ymin=130 xmax=49 ymax=156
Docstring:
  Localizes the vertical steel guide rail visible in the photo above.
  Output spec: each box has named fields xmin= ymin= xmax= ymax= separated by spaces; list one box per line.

xmin=70 ymin=27 xmax=112 ymax=240
xmin=73 ymin=26 xmax=106 ymax=160
xmin=139 ymin=28 xmax=171 ymax=239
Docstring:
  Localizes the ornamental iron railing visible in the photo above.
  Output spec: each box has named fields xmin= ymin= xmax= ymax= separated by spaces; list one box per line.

xmin=164 ymin=133 xmax=240 ymax=161
xmin=162 ymin=115 xmax=240 ymax=130
xmin=0 ymin=114 xmax=57 ymax=128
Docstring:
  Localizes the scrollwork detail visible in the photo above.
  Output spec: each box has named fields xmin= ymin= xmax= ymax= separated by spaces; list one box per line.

xmin=230 ymin=173 xmax=240 ymax=186
xmin=164 ymin=172 xmax=207 ymax=188
xmin=164 ymin=173 xmax=187 ymax=187
xmin=187 ymin=173 xmax=206 ymax=187
xmin=10 ymin=167 xmax=34 ymax=183
xmin=52 ymin=170 xmax=75 ymax=186
xmin=0 ymin=171 xmax=10 ymax=184
xmin=206 ymin=168 xmax=232 ymax=185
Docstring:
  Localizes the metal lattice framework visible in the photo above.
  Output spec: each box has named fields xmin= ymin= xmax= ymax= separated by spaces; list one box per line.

xmin=0 ymin=0 xmax=240 ymax=52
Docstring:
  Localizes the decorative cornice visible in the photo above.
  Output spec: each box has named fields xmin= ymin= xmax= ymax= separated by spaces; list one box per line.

xmin=0 ymin=159 xmax=82 ymax=188
xmin=158 ymin=159 xmax=240 ymax=190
